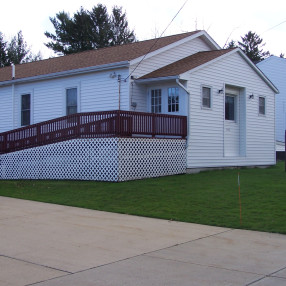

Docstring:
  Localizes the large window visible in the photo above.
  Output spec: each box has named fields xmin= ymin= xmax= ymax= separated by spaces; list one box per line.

xmin=21 ymin=94 xmax=31 ymax=126
xmin=151 ymin=89 xmax=162 ymax=113
xmin=202 ymin=86 xmax=211 ymax=108
xmin=168 ymin=87 xmax=179 ymax=112
xmin=66 ymin=88 xmax=77 ymax=115
xmin=225 ymin=95 xmax=235 ymax=121
xmin=259 ymin=97 xmax=266 ymax=115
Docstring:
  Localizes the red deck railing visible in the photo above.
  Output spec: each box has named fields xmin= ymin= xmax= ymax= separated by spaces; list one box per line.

xmin=0 ymin=110 xmax=187 ymax=154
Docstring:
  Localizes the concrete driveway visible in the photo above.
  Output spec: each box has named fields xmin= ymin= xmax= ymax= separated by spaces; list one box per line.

xmin=0 ymin=196 xmax=285 ymax=286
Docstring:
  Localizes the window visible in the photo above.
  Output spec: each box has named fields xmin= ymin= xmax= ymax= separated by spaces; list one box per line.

xmin=66 ymin=88 xmax=77 ymax=115
xmin=259 ymin=97 xmax=265 ymax=115
xmin=151 ymin=89 xmax=162 ymax=113
xmin=21 ymin=94 xmax=31 ymax=126
xmin=202 ymin=87 xmax=211 ymax=108
xmin=168 ymin=87 xmax=179 ymax=112
xmin=225 ymin=95 xmax=235 ymax=120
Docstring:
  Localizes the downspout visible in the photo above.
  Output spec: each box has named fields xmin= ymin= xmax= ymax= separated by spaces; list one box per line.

xmin=11 ymin=64 xmax=15 ymax=128
xmin=118 ymin=74 xmax=121 ymax=110
xmin=176 ymin=78 xmax=191 ymax=168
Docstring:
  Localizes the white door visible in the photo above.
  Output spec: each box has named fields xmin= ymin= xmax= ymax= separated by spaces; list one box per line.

xmin=225 ymin=93 xmax=240 ymax=156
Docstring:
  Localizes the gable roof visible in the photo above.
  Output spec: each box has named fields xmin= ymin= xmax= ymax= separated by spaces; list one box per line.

xmin=137 ymin=48 xmax=279 ymax=93
xmin=139 ymin=49 xmax=233 ymax=79
xmin=0 ymin=31 xmax=201 ymax=83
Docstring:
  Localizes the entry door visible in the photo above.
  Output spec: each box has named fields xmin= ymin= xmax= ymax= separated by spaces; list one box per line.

xmin=225 ymin=93 xmax=240 ymax=156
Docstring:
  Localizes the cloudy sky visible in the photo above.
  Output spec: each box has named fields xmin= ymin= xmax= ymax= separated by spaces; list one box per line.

xmin=1 ymin=0 xmax=285 ymax=58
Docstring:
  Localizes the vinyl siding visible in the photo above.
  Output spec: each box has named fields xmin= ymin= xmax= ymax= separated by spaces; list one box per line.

xmin=186 ymin=51 xmax=275 ymax=168
xmin=257 ymin=56 xmax=286 ymax=142
xmin=5 ymin=68 xmax=129 ymax=130
xmin=131 ymin=37 xmax=212 ymax=112
xmin=0 ymin=86 xmax=13 ymax=132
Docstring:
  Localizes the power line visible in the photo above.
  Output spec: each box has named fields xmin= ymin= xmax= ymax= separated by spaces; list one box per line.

xmin=124 ymin=0 xmax=189 ymax=81
xmin=262 ymin=19 xmax=286 ymax=34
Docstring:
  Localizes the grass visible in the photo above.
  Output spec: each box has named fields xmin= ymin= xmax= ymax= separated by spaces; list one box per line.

xmin=0 ymin=162 xmax=286 ymax=234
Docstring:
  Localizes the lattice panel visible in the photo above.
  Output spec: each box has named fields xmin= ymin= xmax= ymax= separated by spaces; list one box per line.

xmin=118 ymin=138 xmax=186 ymax=181
xmin=0 ymin=137 xmax=186 ymax=181
xmin=0 ymin=138 xmax=119 ymax=182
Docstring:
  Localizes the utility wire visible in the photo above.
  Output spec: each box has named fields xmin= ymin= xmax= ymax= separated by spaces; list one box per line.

xmin=124 ymin=0 xmax=189 ymax=81
xmin=262 ymin=19 xmax=286 ymax=34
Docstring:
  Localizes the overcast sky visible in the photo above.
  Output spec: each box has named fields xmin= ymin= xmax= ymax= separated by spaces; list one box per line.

xmin=1 ymin=0 xmax=285 ymax=58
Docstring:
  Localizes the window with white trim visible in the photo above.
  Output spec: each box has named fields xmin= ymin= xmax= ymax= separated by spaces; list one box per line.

xmin=21 ymin=93 xmax=31 ymax=126
xmin=168 ymin=87 xmax=179 ymax=112
xmin=225 ymin=95 xmax=235 ymax=121
xmin=66 ymin=88 xmax=77 ymax=115
xmin=259 ymin=96 xmax=265 ymax=115
xmin=202 ymin=86 xmax=211 ymax=108
xmin=151 ymin=89 xmax=162 ymax=113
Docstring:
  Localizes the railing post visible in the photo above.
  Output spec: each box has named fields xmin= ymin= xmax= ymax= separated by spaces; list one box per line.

xmin=117 ymin=110 xmax=121 ymax=136
xmin=152 ymin=113 xmax=155 ymax=138
xmin=77 ymin=114 xmax=81 ymax=138
xmin=3 ymin=133 xmax=7 ymax=153
xmin=37 ymin=125 xmax=41 ymax=145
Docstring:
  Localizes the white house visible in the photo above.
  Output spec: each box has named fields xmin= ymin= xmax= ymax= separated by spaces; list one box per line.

xmin=0 ymin=30 xmax=278 ymax=181
xmin=257 ymin=56 xmax=286 ymax=148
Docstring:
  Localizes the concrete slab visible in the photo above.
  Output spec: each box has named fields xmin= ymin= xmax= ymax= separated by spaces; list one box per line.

xmin=147 ymin=229 xmax=286 ymax=275
xmin=250 ymin=277 xmax=286 ymax=286
xmin=0 ymin=256 xmax=66 ymax=286
xmin=30 ymin=255 xmax=262 ymax=286
xmin=0 ymin=197 xmax=227 ymax=273
xmin=272 ymin=268 xmax=286 ymax=279
xmin=1 ymin=196 xmax=285 ymax=286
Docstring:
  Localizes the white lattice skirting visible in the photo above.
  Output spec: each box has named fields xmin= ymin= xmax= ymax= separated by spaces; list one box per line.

xmin=0 ymin=138 xmax=186 ymax=182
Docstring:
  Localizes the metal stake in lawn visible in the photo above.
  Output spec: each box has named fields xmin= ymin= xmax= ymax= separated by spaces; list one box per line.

xmin=238 ymin=172 xmax=242 ymax=225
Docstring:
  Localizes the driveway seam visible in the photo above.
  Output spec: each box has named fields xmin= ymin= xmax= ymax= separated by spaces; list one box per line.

xmin=143 ymin=254 xmax=265 ymax=276
xmin=0 ymin=254 xmax=72 ymax=274
xmin=245 ymin=266 xmax=286 ymax=286
xmin=21 ymin=229 xmax=234 ymax=286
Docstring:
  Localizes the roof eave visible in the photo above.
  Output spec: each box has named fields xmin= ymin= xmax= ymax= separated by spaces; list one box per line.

xmin=135 ymin=75 xmax=179 ymax=84
xmin=0 ymin=61 xmax=130 ymax=86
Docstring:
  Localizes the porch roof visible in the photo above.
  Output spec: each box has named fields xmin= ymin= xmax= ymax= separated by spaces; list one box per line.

xmin=138 ymin=49 xmax=233 ymax=80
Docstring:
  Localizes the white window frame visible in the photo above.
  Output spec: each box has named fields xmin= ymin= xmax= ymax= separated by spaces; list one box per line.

xmin=18 ymin=90 xmax=33 ymax=127
xmin=167 ymin=87 xmax=179 ymax=113
xmin=225 ymin=94 xmax=236 ymax=122
xmin=201 ymin=85 xmax=212 ymax=109
xmin=150 ymin=89 xmax=162 ymax=113
xmin=258 ymin=96 xmax=266 ymax=116
xmin=63 ymin=84 xmax=80 ymax=116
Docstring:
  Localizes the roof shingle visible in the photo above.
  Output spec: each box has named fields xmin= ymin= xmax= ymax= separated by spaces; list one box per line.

xmin=0 ymin=31 xmax=200 ymax=83
xmin=139 ymin=49 xmax=234 ymax=79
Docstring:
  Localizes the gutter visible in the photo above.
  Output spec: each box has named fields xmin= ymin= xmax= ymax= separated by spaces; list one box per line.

xmin=0 ymin=61 xmax=130 ymax=87
xmin=135 ymin=75 xmax=179 ymax=84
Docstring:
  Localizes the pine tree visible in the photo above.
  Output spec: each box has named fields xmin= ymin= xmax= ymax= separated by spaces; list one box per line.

xmin=45 ymin=4 xmax=136 ymax=55
xmin=238 ymin=31 xmax=270 ymax=63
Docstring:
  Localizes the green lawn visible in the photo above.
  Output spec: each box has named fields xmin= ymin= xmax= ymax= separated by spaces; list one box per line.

xmin=0 ymin=162 xmax=286 ymax=234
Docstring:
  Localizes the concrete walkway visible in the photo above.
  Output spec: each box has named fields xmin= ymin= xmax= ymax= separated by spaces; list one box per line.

xmin=0 ymin=197 xmax=285 ymax=286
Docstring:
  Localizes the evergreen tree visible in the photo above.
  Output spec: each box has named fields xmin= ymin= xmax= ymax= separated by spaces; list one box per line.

xmin=45 ymin=4 xmax=136 ymax=55
xmin=110 ymin=6 xmax=136 ymax=46
xmin=0 ymin=31 xmax=42 ymax=67
xmin=237 ymin=31 xmax=270 ymax=63
xmin=6 ymin=31 xmax=30 ymax=64
xmin=0 ymin=32 xmax=8 ymax=67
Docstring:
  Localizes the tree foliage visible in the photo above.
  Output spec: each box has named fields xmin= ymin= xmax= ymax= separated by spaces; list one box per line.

xmin=0 ymin=31 xmax=41 ymax=67
xmin=0 ymin=32 xmax=8 ymax=67
xmin=45 ymin=4 xmax=136 ymax=55
xmin=226 ymin=31 xmax=270 ymax=63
